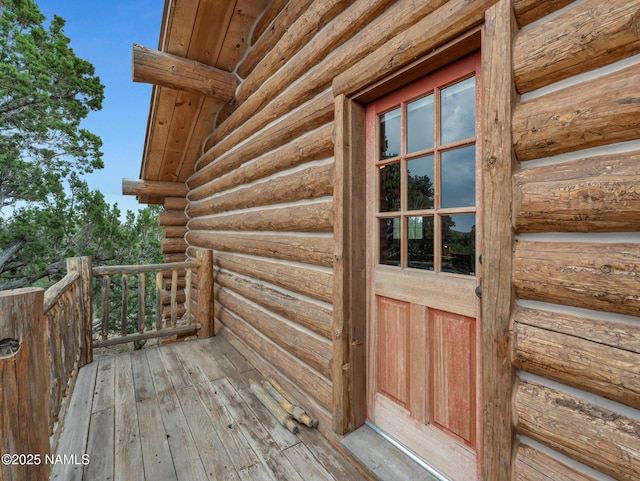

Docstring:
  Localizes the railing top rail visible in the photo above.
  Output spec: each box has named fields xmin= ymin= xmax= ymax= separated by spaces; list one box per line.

xmin=43 ymin=270 xmax=80 ymax=313
xmin=92 ymin=260 xmax=199 ymax=276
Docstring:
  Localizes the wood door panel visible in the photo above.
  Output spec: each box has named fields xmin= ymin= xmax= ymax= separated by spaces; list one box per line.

xmin=430 ymin=309 xmax=476 ymax=447
xmin=376 ymin=296 xmax=410 ymax=407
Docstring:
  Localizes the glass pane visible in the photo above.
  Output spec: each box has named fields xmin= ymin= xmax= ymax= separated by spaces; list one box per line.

xmin=441 ymin=145 xmax=476 ymax=208
xmin=379 ymin=218 xmax=401 ymax=266
xmin=407 ymin=155 xmax=434 ymax=210
xmin=408 ymin=216 xmax=434 ymax=270
xmin=407 ymin=94 xmax=434 ymax=153
xmin=380 ymin=107 xmax=401 ymax=159
xmin=441 ymin=76 xmax=475 ymax=145
xmin=379 ymin=162 xmax=401 ymax=212
xmin=442 ymin=214 xmax=476 ymax=276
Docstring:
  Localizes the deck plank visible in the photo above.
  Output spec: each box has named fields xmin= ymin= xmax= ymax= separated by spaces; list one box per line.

xmin=193 ymin=380 xmax=261 ymax=472
xmin=92 ymin=357 xmax=115 ymax=413
xmin=131 ymin=350 xmax=156 ymax=402
xmin=53 ymin=338 xmax=371 ymax=481
xmin=158 ymin=388 xmax=208 ymax=480
xmin=114 ymin=353 xmax=145 ymax=481
xmin=84 ymin=407 xmax=114 ymax=481
xmin=137 ymin=396 xmax=178 ymax=481
xmin=177 ymin=385 xmax=240 ymax=481
xmin=214 ymin=377 xmax=305 ymax=481
xmin=50 ymin=362 xmax=97 ymax=481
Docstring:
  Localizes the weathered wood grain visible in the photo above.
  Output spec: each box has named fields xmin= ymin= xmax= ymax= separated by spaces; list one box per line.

xmin=188 ymin=124 xmax=333 ymax=202
xmin=514 ymin=240 xmax=640 ymax=316
xmin=512 ymin=0 xmax=575 ymax=27
xmin=514 ymin=322 xmax=640 ymax=408
xmin=514 ymin=0 xmax=640 ymax=93
xmin=514 ymin=379 xmax=640 ymax=481
xmin=186 ymin=231 xmax=334 ymax=267
xmin=216 ymin=267 xmax=332 ymax=339
xmin=514 ymin=150 xmax=640 ymax=232
xmin=216 ymin=252 xmax=333 ymax=304
xmin=188 ymin=163 xmax=333 ymax=218
xmin=480 ymin=2 xmax=517 ymax=479
xmin=513 ymin=61 xmax=640 ymax=162
xmin=189 ymin=91 xmax=334 ymax=189
xmin=188 ymin=200 xmax=333 ymax=233
xmin=0 ymin=288 xmax=51 ymax=481
xmin=513 ymin=443 xmax=599 ymax=481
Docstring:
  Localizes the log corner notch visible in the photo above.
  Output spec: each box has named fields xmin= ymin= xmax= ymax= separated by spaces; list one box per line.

xmin=122 ymin=178 xmax=188 ymax=204
xmin=132 ymin=43 xmax=238 ymax=102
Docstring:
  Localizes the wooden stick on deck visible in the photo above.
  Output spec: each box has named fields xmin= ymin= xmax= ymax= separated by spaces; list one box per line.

xmin=250 ymin=380 xmax=298 ymax=434
xmin=265 ymin=376 xmax=318 ymax=428
xmin=262 ymin=380 xmax=317 ymax=428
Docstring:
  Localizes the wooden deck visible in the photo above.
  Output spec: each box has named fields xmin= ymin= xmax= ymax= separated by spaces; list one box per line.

xmin=50 ymin=336 xmax=368 ymax=481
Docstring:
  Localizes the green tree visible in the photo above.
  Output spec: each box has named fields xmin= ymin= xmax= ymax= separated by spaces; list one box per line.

xmin=0 ymin=0 xmax=104 ymax=271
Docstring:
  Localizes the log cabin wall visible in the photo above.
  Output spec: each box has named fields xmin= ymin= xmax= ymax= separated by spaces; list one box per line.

xmin=179 ymin=0 xmax=640 ymax=478
xmin=511 ymin=0 xmax=640 ymax=479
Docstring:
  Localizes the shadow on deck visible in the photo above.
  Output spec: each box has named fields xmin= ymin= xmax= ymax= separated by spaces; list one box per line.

xmin=50 ymin=336 xmax=367 ymax=481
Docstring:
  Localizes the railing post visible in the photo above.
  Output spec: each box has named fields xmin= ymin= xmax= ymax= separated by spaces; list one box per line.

xmin=67 ymin=256 xmax=93 ymax=365
xmin=195 ymin=249 xmax=215 ymax=338
xmin=0 ymin=288 xmax=51 ymax=481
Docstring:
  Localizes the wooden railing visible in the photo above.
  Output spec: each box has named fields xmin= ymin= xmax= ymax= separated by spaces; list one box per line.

xmin=0 ymin=250 xmax=214 ymax=481
xmin=93 ymin=260 xmax=200 ymax=348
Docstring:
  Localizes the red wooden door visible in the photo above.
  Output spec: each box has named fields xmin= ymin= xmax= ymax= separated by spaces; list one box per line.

xmin=365 ymin=52 xmax=482 ymax=481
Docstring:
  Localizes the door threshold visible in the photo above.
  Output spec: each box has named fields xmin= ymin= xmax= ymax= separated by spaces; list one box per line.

xmin=342 ymin=422 xmax=450 ymax=481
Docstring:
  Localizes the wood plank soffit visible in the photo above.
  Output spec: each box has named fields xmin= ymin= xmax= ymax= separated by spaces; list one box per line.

xmin=132 ymin=43 xmax=238 ymax=101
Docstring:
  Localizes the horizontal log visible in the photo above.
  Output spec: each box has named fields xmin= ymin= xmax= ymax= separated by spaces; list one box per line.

xmin=513 ymin=61 xmax=640 ymax=162
xmin=332 ymin=0 xmax=493 ymax=97
xmin=189 ymin=91 xmax=334 ymax=189
xmin=216 ymin=269 xmax=332 ymax=338
xmin=217 ymin=287 xmax=331 ymax=378
xmin=161 ymin=237 xmax=187 ymax=254
xmin=93 ymin=324 xmax=199 ymax=348
xmin=188 ymin=163 xmax=333 ymax=218
xmin=514 ymin=379 xmax=640 ymax=481
xmin=132 ymin=43 xmax=238 ymax=100
xmin=214 ymin=0 xmax=402 ymax=146
xmin=514 ymin=150 xmax=640 ymax=233
xmin=514 ymin=241 xmax=640 ymax=317
xmin=224 ymin=0 xmax=353 ymax=118
xmin=512 ymin=0 xmax=575 ymax=27
xmin=122 ymin=178 xmax=187 ymax=198
xmin=164 ymin=226 xmax=188 ymax=238
xmin=239 ymin=0 xmax=313 ymax=79
xmin=186 ymin=231 xmax=334 ymax=267
xmin=514 ymin=0 xmax=640 ymax=93
xmin=513 ymin=443 xmax=600 ymax=481
xmin=514 ymin=322 xmax=640 ymax=408
xmin=158 ymin=210 xmax=188 ymax=227
xmin=217 ymin=308 xmax=332 ymax=411
xmin=189 ymin=124 xmax=333 ymax=202
xmin=188 ymin=200 xmax=333 ymax=233
xmin=92 ymin=261 xmax=197 ymax=275
xmin=163 ymin=254 xmax=188 ymax=264
xmin=216 ymin=251 xmax=333 ymax=304
xmin=514 ymin=305 xmax=640 ymax=354
xmin=164 ymin=197 xmax=188 ymax=211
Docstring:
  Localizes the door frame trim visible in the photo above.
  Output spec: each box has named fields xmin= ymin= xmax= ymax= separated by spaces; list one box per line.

xmin=332 ymin=5 xmax=515 ymax=479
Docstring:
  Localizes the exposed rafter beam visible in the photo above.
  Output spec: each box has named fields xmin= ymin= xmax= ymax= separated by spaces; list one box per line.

xmin=132 ymin=43 xmax=238 ymax=101
xmin=122 ymin=178 xmax=188 ymax=199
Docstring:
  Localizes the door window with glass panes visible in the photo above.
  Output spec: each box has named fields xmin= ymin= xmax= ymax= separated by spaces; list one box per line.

xmin=376 ymin=70 xmax=477 ymax=276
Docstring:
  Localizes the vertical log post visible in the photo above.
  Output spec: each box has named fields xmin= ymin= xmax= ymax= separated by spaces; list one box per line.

xmin=195 ymin=249 xmax=215 ymax=337
xmin=66 ymin=256 xmax=93 ymax=365
xmin=0 ymin=288 xmax=51 ymax=481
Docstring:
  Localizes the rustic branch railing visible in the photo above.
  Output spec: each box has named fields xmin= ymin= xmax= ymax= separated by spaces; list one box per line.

xmin=92 ymin=260 xmax=202 ymax=348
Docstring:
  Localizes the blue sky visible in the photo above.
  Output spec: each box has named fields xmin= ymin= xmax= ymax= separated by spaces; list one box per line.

xmin=38 ymin=1 xmax=162 ymax=216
